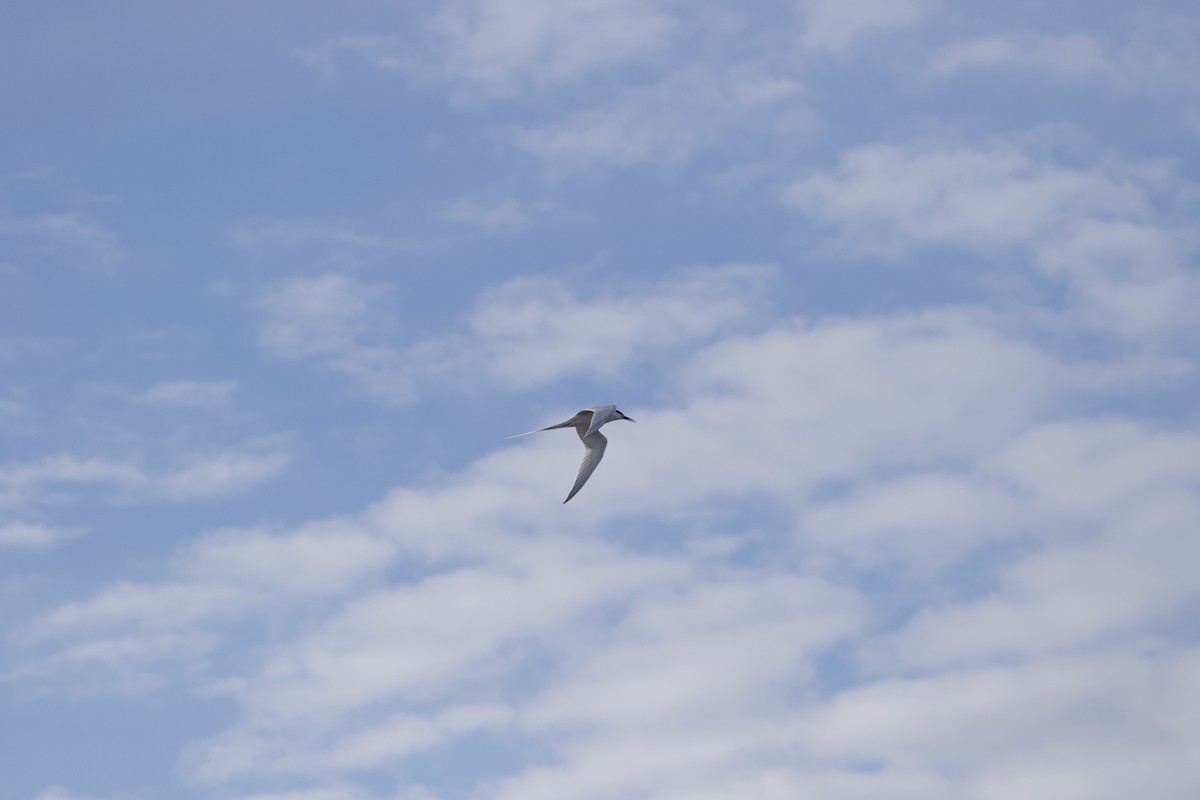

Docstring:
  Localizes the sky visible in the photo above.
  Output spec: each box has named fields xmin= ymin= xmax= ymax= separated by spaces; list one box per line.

xmin=3 ymin=1 xmax=1200 ymax=798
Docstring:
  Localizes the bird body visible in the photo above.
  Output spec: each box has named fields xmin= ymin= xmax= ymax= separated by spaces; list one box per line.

xmin=508 ymin=405 xmax=635 ymax=503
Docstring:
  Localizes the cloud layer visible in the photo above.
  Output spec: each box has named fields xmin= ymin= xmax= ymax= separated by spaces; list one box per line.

xmin=21 ymin=265 xmax=1199 ymax=798
xmin=4 ymin=2 xmax=1198 ymax=799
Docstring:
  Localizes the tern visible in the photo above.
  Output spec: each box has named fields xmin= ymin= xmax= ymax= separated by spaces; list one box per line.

xmin=508 ymin=404 xmax=636 ymax=503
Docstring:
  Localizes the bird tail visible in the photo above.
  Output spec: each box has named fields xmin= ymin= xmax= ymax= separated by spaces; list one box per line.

xmin=505 ymin=420 xmax=576 ymax=439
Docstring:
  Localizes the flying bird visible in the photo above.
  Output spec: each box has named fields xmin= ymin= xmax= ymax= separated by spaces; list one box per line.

xmin=508 ymin=404 xmax=635 ymax=503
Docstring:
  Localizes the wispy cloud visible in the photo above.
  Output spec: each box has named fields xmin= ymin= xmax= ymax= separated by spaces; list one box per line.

xmin=39 ymin=284 xmax=1177 ymax=793
xmin=259 ymin=274 xmax=394 ymax=360
xmin=0 ymin=398 xmax=35 ymax=435
xmin=873 ymin=420 xmax=1200 ymax=668
xmin=258 ymin=273 xmax=415 ymax=405
xmin=154 ymin=446 xmax=291 ymax=502
xmin=32 ymin=787 xmax=96 ymax=800
xmin=309 ymin=6 xmax=816 ymax=181
xmin=191 ymin=537 xmax=687 ymax=782
xmin=235 ymin=220 xmax=417 ymax=251
xmin=793 ymin=649 xmax=1200 ymax=794
xmin=203 ymin=703 xmax=513 ymax=780
xmin=0 ymin=212 xmax=125 ymax=271
xmin=179 ymin=522 xmax=397 ymax=597
xmin=929 ymin=25 xmax=1200 ymax=100
xmin=8 ymin=3 xmax=1199 ymax=799
xmin=39 ymin=582 xmax=256 ymax=637
xmin=258 ymin=264 xmax=776 ymax=403
xmin=0 ymin=456 xmax=143 ymax=509
xmin=25 ymin=287 xmax=1200 ymax=796
xmin=230 ymin=788 xmax=370 ymax=800
xmin=785 ymin=135 xmax=1199 ymax=339
xmin=799 ymin=0 xmax=939 ymax=55
xmin=136 ymin=380 xmax=238 ymax=409
xmin=444 ymin=197 xmax=531 ymax=231
xmin=452 ymin=263 xmax=777 ymax=388
xmin=0 ymin=521 xmax=79 ymax=551
xmin=417 ymin=0 xmax=677 ymax=99
xmin=305 ymin=0 xmax=675 ymax=102
xmin=785 ymin=138 xmax=1158 ymax=252
xmin=929 ymin=33 xmax=1112 ymax=82
xmin=36 ymin=631 xmax=219 ymax=671
xmin=24 ymin=520 xmax=393 ymax=659
xmin=511 ymin=65 xmax=806 ymax=177
xmin=0 ymin=440 xmax=291 ymax=509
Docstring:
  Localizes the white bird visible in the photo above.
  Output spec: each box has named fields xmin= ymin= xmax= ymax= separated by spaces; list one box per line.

xmin=508 ymin=404 xmax=636 ymax=503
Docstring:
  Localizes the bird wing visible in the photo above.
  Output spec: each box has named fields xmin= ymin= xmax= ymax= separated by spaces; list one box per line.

xmin=583 ymin=405 xmax=617 ymax=438
xmin=564 ymin=429 xmax=607 ymax=503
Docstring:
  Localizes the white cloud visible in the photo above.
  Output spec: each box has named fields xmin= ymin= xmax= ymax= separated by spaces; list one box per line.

xmin=259 ymin=274 xmax=392 ymax=360
xmin=444 ymin=197 xmax=531 ymax=231
xmin=488 ymin=576 xmax=863 ymax=800
xmin=457 ymin=263 xmax=776 ymax=388
xmin=15 ymin=520 xmax=395 ymax=690
xmin=154 ymin=445 xmax=292 ymax=502
xmin=490 ymin=719 xmax=798 ymax=800
xmin=40 ymin=631 xmax=220 ymax=669
xmin=180 ymin=521 xmax=397 ymax=596
xmin=259 ymin=265 xmax=775 ymax=403
xmin=1035 ymin=217 xmax=1200 ymax=338
xmin=11 ymin=4 xmax=1200 ymax=799
xmin=0 ymin=455 xmax=144 ymax=508
xmin=31 ymin=308 xmax=1187 ymax=743
xmin=989 ymin=418 xmax=1200 ymax=520
xmin=785 ymin=140 xmax=1157 ymax=253
xmin=0 ymin=441 xmax=291 ymax=508
xmin=205 ymin=703 xmax=512 ymax=780
xmin=24 ymin=272 xmax=1200 ymax=797
xmin=797 ymin=649 xmax=1200 ymax=798
xmin=0 ymin=521 xmax=79 ymax=551
xmin=259 ymin=273 xmax=414 ymax=405
xmin=194 ymin=538 xmax=684 ymax=770
xmin=420 ymin=0 xmax=677 ymax=99
xmin=929 ymin=33 xmax=1112 ymax=82
xmin=331 ymin=303 xmax=1147 ymax=558
xmin=317 ymin=703 xmax=512 ymax=771
xmin=310 ymin=0 xmax=675 ymax=101
xmin=890 ymin=512 xmax=1198 ymax=670
xmin=312 ymin=9 xmax=811 ymax=179
xmin=137 ymin=380 xmax=238 ymax=408
xmin=312 ymin=8 xmax=811 ymax=179
xmin=929 ymin=25 xmax=1200 ymax=101
xmin=232 ymin=789 xmax=366 ymax=800
xmin=0 ymin=212 xmax=124 ymax=270
xmin=785 ymin=137 xmax=1199 ymax=339
xmin=511 ymin=65 xmax=805 ymax=177
xmin=799 ymin=0 xmax=938 ymax=55
xmin=235 ymin=220 xmax=416 ymax=251
xmin=0 ymin=448 xmax=289 ymax=510
xmin=0 ymin=398 xmax=34 ymax=434
xmin=614 ymin=309 xmax=1063 ymax=511
xmin=35 ymin=522 xmax=393 ymax=642
xmin=180 ymin=292 xmax=1196 ymax=792
xmin=869 ymin=419 xmax=1200 ymax=670
xmin=800 ymin=473 xmax=1022 ymax=575
xmin=207 ymin=542 xmax=686 ymax=724
xmin=32 ymin=788 xmax=95 ymax=800
xmin=39 ymin=582 xmax=254 ymax=636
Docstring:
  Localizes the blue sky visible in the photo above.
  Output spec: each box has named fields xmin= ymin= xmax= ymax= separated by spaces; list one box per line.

xmin=3 ymin=2 xmax=1200 ymax=798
